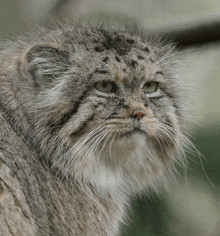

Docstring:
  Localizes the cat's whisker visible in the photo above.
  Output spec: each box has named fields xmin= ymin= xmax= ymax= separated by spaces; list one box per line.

xmin=109 ymin=129 xmax=119 ymax=158
xmin=97 ymin=127 xmax=115 ymax=160
xmin=55 ymin=125 xmax=106 ymax=172
xmin=65 ymin=126 xmax=108 ymax=168
xmin=159 ymin=125 xmax=186 ymax=152
xmin=155 ymin=125 xmax=175 ymax=149
xmin=171 ymin=129 xmax=213 ymax=184
xmin=154 ymin=124 xmax=188 ymax=168
xmin=52 ymin=127 xmax=96 ymax=167
xmin=63 ymin=125 xmax=115 ymax=175
xmin=88 ymin=126 xmax=113 ymax=164
xmin=94 ymin=128 xmax=115 ymax=170
xmin=153 ymin=132 xmax=167 ymax=159
xmin=158 ymin=124 xmax=193 ymax=169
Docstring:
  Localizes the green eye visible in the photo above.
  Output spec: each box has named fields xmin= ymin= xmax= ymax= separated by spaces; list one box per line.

xmin=143 ymin=82 xmax=158 ymax=93
xmin=94 ymin=81 xmax=117 ymax=93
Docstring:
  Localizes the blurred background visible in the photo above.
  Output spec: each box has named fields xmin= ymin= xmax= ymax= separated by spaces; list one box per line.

xmin=1 ymin=0 xmax=220 ymax=235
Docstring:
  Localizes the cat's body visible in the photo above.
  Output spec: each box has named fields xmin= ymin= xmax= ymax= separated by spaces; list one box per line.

xmin=0 ymin=24 xmax=190 ymax=236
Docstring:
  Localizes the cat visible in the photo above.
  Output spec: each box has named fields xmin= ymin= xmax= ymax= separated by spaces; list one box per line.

xmin=0 ymin=23 xmax=191 ymax=236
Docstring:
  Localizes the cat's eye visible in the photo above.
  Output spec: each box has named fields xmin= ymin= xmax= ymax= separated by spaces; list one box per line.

xmin=94 ymin=81 xmax=117 ymax=93
xmin=142 ymin=82 xmax=158 ymax=93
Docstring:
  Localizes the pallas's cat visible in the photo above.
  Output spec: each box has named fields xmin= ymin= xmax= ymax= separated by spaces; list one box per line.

xmin=0 ymin=24 xmax=190 ymax=236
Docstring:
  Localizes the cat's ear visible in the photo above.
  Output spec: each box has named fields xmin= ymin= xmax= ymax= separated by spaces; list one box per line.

xmin=24 ymin=43 xmax=70 ymax=87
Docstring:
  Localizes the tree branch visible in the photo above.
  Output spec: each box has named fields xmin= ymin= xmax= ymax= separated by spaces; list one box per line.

xmin=146 ymin=14 xmax=220 ymax=48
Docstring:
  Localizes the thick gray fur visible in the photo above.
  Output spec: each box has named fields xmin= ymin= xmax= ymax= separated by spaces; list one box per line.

xmin=0 ymin=23 xmax=191 ymax=236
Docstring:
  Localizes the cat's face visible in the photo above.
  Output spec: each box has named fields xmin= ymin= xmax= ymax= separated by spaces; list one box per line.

xmin=24 ymin=28 xmax=189 ymax=192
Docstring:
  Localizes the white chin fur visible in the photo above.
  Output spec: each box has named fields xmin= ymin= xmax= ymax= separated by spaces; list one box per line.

xmin=103 ymin=132 xmax=147 ymax=163
xmin=75 ymin=132 xmax=165 ymax=194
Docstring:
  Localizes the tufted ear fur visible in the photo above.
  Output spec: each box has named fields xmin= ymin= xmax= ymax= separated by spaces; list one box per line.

xmin=25 ymin=43 xmax=70 ymax=87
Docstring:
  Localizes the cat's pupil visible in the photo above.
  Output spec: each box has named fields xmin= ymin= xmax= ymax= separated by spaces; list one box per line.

xmin=146 ymin=82 xmax=151 ymax=87
xmin=102 ymin=81 xmax=108 ymax=87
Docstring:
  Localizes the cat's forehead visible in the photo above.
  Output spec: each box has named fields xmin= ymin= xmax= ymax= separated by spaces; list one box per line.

xmin=67 ymin=29 xmax=168 ymax=84
xmin=86 ymin=30 xmax=162 ymax=82
xmin=92 ymin=49 xmax=161 ymax=85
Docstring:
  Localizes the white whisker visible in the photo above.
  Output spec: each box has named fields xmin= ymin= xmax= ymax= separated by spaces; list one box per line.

xmin=109 ymin=129 xmax=118 ymax=158
xmin=53 ymin=125 xmax=106 ymax=172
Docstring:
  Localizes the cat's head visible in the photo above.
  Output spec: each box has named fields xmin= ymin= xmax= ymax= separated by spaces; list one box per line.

xmin=20 ymin=27 xmax=191 ymax=193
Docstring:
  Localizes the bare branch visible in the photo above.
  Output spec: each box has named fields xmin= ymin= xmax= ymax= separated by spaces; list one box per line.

xmin=146 ymin=14 xmax=220 ymax=48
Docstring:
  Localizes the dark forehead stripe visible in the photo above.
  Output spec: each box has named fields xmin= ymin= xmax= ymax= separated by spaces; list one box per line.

xmin=137 ymin=55 xmax=145 ymax=60
xmin=101 ymin=30 xmax=132 ymax=56
xmin=144 ymin=46 xmax=150 ymax=52
xmin=126 ymin=38 xmax=135 ymax=44
xmin=94 ymin=68 xmax=109 ymax=74
xmin=102 ymin=56 xmax=110 ymax=63
xmin=163 ymin=118 xmax=176 ymax=146
xmin=94 ymin=46 xmax=105 ymax=53
xmin=115 ymin=56 xmax=121 ymax=63
xmin=128 ymin=60 xmax=138 ymax=68
xmin=155 ymin=71 xmax=164 ymax=75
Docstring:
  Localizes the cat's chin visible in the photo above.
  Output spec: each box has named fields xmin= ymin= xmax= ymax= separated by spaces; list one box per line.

xmin=63 ymin=129 xmax=170 ymax=194
xmin=104 ymin=131 xmax=147 ymax=160
xmin=119 ymin=127 xmax=146 ymax=139
xmin=91 ymin=131 xmax=166 ymax=191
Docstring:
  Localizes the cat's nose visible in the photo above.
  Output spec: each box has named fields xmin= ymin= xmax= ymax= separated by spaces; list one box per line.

xmin=131 ymin=110 xmax=146 ymax=119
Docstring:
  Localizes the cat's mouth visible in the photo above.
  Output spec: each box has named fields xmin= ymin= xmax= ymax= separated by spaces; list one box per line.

xmin=119 ymin=127 xmax=146 ymax=138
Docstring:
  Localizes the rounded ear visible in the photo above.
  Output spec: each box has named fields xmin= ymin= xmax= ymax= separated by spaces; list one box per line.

xmin=24 ymin=43 xmax=70 ymax=87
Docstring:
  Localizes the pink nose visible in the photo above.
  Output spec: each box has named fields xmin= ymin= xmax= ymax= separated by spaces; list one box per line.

xmin=132 ymin=110 xmax=146 ymax=119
